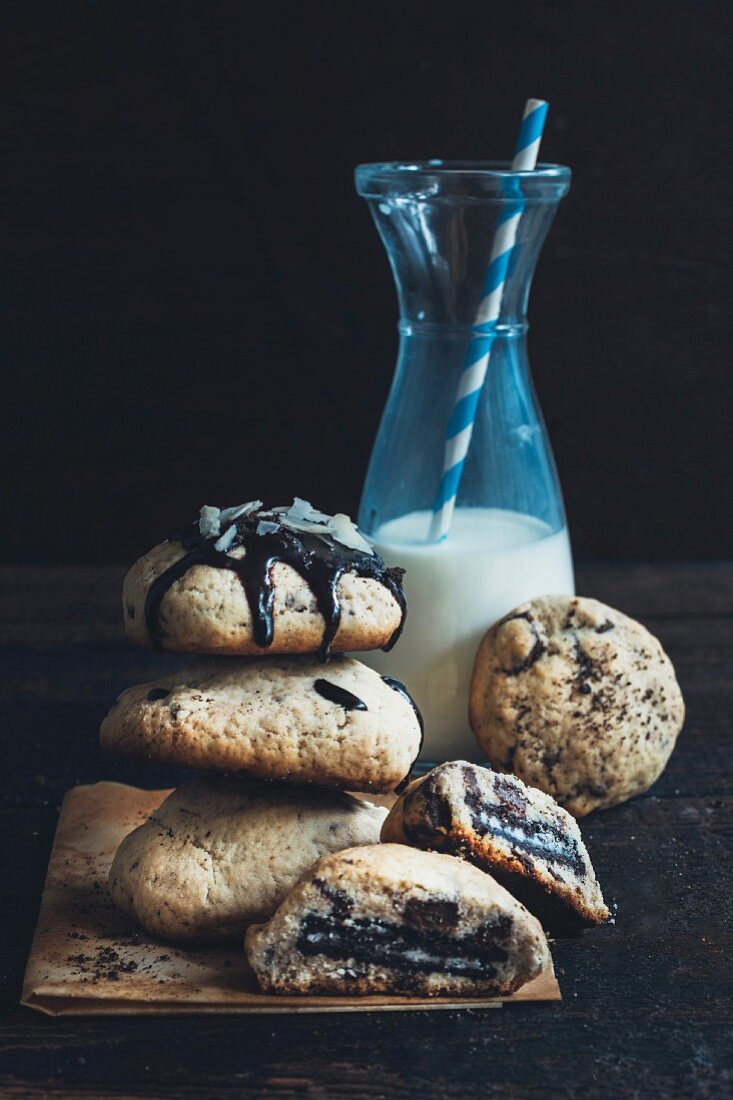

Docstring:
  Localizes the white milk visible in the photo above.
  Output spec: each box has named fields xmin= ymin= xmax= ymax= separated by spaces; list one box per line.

xmin=363 ymin=508 xmax=574 ymax=762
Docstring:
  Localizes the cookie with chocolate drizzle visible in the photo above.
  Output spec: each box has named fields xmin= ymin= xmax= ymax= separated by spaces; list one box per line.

xmin=245 ymin=844 xmax=551 ymax=997
xmin=100 ymin=655 xmax=423 ymax=794
xmin=382 ymin=761 xmax=609 ymax=929
xmin=122 ymin=500 xmax=406 ymax=660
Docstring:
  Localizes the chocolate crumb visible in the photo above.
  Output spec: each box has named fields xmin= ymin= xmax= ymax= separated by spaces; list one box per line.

xmin=65 ymin=944 xmax=138 ymax=984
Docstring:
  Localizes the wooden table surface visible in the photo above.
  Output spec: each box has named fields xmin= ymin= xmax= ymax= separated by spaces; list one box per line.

xmin=1 ymin=564 xmax=731 ymax=1099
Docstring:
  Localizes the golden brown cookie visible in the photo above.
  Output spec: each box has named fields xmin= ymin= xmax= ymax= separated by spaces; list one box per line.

xmin=469 ymin=595 xmax=685 ymax=815
xmin=101 ymin=655 xmax=422 ymax=793
xmin=109 ymin=777 xmax=386 ymax=943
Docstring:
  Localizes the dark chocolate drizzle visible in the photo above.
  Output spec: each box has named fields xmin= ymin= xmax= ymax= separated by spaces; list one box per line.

xmin=382 ymin=676 xmax=424 ymax=741
xmin=382 ymin=676 xmax=425 ymax=793
xmin=147 ymin=688 xmax=171 ymax=702
xmin=144 ymin=511 xmax=406 ymax=662
xmin=314 ymin=679 xmax=368 ymax=711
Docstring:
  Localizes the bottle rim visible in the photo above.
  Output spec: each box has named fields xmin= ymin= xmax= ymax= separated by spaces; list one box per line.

xmin=355 ymin=160 xmax=571 ymax=200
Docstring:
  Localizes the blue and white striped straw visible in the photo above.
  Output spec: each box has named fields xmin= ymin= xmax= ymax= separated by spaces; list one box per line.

xmin=429 ymin=98 xmax=549 ymax=541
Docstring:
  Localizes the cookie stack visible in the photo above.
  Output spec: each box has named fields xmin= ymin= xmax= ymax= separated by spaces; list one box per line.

xmin=100 ymin=499 xmax=611 ymax=1000
xmin=100 ymin=499 xmax=423 ymax=944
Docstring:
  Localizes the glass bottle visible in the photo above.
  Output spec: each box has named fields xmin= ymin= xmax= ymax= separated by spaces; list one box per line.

xmin=355 ymin=161 xmax=574 ymax=763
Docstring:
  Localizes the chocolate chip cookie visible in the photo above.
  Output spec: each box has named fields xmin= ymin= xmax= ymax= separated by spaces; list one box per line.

xmin=100 ymin=655 xmax=423 ymax=793
xmin=470 ymin=595 xmax=685 ymax=815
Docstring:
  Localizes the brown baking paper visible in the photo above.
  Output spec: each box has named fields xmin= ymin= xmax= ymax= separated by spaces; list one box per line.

xmin=21 ymin=782 xmax=560 ymax=1015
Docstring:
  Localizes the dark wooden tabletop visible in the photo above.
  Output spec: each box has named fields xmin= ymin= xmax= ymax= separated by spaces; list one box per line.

xmin=1 ymin=563 xmax=731 ymax=1099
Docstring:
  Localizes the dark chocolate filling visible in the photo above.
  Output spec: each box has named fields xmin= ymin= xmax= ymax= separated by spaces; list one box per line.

xmin=403 ymin=897 xmax=460 ymax=933
xmin=461 ymin=768 xmax=586 ymax=875
xmin=296 ymin=911 xmax=510 ymax=979
xmin=314 ymin=679 xmax=367 ymax=711
xmin=144 ymin=512 xmax=406 ymax=661
xmin=403 ymin=771 xmax=592 ymax=930
xmin=421 ymin=782 xmax=454 ymax=833
xmin=467 ymin=811 xmax=585 ymax=875
xmin=314 ymin=878 xmax=353 ymax=920
xmin=407 ymin=767 xmax=586 ymax=877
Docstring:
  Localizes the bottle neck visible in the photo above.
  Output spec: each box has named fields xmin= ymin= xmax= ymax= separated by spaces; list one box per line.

xmin=357 ymin=165 xmax=568 ymax=331
xmin=398 ymin=320 xmax=528 ymax=339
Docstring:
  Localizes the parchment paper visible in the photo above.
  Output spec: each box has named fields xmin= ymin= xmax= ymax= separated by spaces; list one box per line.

xmin=21 ymin=782 xmax=560 ymax=1015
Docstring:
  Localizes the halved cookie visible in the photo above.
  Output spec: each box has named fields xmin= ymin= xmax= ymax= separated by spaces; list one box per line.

xmin=109 ymin=777 xmax=387 ymax=943
xmin=245 ymin=844 xmax=551 ymax=997
xmin=382 ymin=761 xmax=609 ymax=928
xmin=100 ymin=655 xmax=422 ymax=793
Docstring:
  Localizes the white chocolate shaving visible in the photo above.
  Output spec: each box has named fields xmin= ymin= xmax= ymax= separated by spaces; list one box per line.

xmin=280 ymin=517 xmax=332 ymax=537
xmin=213 ymin=524 xmax=237 ymax=552
xmin=196 ymin=497 xmax=374 ymax=557
xmin=198 ymin=505 xmax=221 ymax=537
xmin=219 ymin=500 xmax=262 ymax=524
xmin=287 ymin=497 xmax=332 ymax=524
xmin=327 ymin=512 xmax=374 ymax=555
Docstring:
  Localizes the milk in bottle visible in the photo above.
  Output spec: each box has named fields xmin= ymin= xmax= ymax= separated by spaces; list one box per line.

xmin=363 ymin=508 xmax=573 ymax=761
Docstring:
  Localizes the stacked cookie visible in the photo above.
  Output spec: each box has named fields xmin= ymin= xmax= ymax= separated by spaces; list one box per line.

xmin=100 ymin=499 xmax=423 ymax=944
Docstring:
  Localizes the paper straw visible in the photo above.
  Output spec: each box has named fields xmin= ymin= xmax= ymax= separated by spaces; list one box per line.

xmin=429 ymin=98 xmax=549 ymax=541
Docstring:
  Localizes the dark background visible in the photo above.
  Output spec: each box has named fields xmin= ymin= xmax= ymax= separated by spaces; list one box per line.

xmin=3 ymin=1 xmax=732 ymax=564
